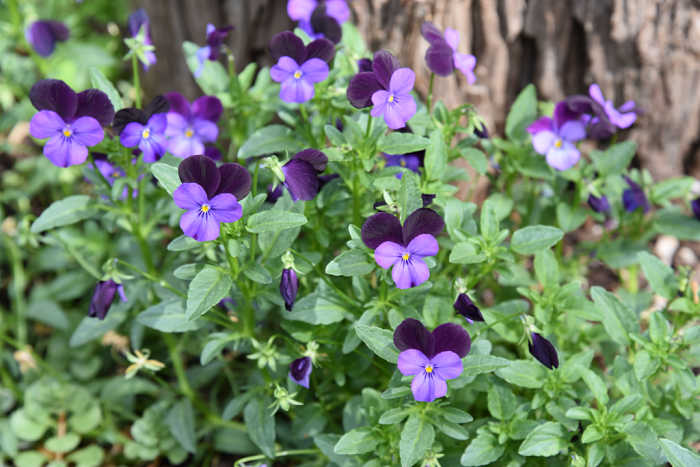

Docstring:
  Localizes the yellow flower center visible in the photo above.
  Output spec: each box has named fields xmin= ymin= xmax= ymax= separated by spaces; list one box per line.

xmin=294 ymin=70 xmax=302 ymax=79
xmin=388 ymin=94 xmax=395 ymax=103
xmin=185 ymin=128 xmax=194 ymax=138
xmin=402 ymin=253 xmax=410 ymax=261
xmin=425 ymin=365 xmax=433 ymax=373
xmin=554 ymin=139 xmax=563 ymax=148
xmin=63 ymin=128 xmax=72 ymax=137
xmin=400 ymin=159 xmax=406 ymax=167
xmin=201 ymin=204 xmax=210 ymax=213
xmin=142 ymin=128 xmax=151 ymax=139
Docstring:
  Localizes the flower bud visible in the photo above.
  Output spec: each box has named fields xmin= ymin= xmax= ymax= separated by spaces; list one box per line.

xmin=453 ymin=293 xmax=484 ymax=323
xmin=528 ymin=332 xmax=559 ymax=369
xmin=280 ymin=268 xmax=298 ymax=311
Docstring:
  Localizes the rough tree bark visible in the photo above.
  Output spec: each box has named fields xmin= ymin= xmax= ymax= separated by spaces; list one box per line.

xmin=139 ymin=0 xmax=700 ymax=180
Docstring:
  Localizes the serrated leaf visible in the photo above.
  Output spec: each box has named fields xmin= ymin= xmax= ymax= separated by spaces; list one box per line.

xmin=244 ymin=398 xmax=276 ymax=458
xmin=505 ymin=84 xmax=537 ymax=140
xmin=89 ymin=68 xmax=123 ymax=110
xmin=334 ymin=427 xmax=377 ymax=455
xmin=355 ymin=325 xmax=398 ymax=363
xmin=186 ymin=266 xmax=232 ymax=320
xmin=31 ymin=195 xmax=94 ymax=233
xmin=167 ymin=400 xmax=196 ymax=454
xmin=400 ymin=415 xmax=435 ymax=467
xmin=377 ymin=132 xmax=429 ymax=154
xmin=237 ymin=124 xmax=302 ymax=159
xmin=511 ymin=225 xmax=564 ymax=254
xmin=461 ymin=432 xmax=505 ymax=466
xmin=246 ymin=210 xmax=307 ymax=233
xmin=138 ymin=299 xmax=202 ymax=332
xmin=518 ymin=422 xmax=567 ymax=457
xmin=151 ymin=162 xmax=180 ymax=195
xmin=325 ymin=249 xmax=374 ymax=276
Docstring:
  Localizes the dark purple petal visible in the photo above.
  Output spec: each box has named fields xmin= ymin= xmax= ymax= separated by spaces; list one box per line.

xmin=144 ymin=95 xmax=170 ymax=118
xmin=474 ymin=123 xmax=489 ymax=139
xmin=421 ymin=21 xmax=445 ymax=45
xmin=283 ymin=159 xmax=319 ymax=201
xmin=588 ymin=194 xmax=610 ymax=214
xmin=305 ymin=37 xmax=336 ymax=62
xmin=165 ymin=92 xmax=192 ymax=118
xmin=622 ymin=176 xmax=650 ymax=213
xmin=204 ymin=145 xmax=222 ymax=160
xmin=310 ymin=7 xmax=342 ymax=44
xmin=289 ymin=356 xmax=312 ymax=387
xmin=552 ymin=101 xmax=582 ymax=129
xmin=432 ymin=323 xmax=470 ymax=358
xmin=453 ymin=293 xmax=484 ymax=323
xmin=357 ymin=58 xmax=373 ymax=72
xmin=112 ymin=108 xmax=147 ymax=133
xmin=361 ymin=212 xmax=403 ymax=249
xmin=280 ymin=268 xmax=298 ymax=311
xmin=178 ymin=155 xmax=221 ymax=198
xmin=216 ymin=163 xmax=251 ymax=199
xmin=293 ymin=149 xmax=328 ymax=172
xmin=88 ymin=280 xmax=119 ymax=320
xmin=270 ymin=31 xmax=305 ymax=63
xmin=26 ymin=21 xmax=69 ymax=57
xmin=347 ymin=72 xmax=383 ymax=109
xmin=425 ymin=42 xmax=455 ymax=76
xmin=692 ymin=197 xmax=700 ymax=221
xmin=372 ymin=50 xmax=399 ymax=89
xmin=402 ymin=208 xmax=444 ymax=245
xmin=393 ymin=318 xmax=434 ymax=357
xmin=191 ymin=96 xmax=223 ymax=122
xmin=529 ymin=332 xmax=559 ymax=369
xmin=267 ymin=184 xmax=284 ymax=203
xmin=29 ymin=79 xmax=78 ymax=121
xmin=421 ymin=194 xmax=436 ymax=207
xmin=75 ymin=89 xmax=115 ymax=127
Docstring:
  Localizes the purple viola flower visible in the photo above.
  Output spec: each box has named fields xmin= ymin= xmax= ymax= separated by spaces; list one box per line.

xmin=120 ymin=113 xmax=168 ymax=163
xmin=560 ymin=94 xmax=615 ymax=140
xmin=127 ymin=8 xmax=156 ymax=69
xmin=89 ymin=280 xmax=127 ymax=320
xmin=362 ymin=208 xmax=444 ymax=289
xmin=394 ymin=318 xmax=470 ymax=402
xmin=588 ymin=84 xmax=637 ymax=129
xmin=289 ymin=356 xmax=312 ymax=388
xmin=164 ymin=92 xmax=223 ymax=158
xmin=173 ymin=155 xmax=251 ymax=242
xmin=269 ymin=31 xmax=334 ymax=104
xmin=25 ymin=20 xmax=69 ymax=57
xmin=204 ymin=145 xmax=222 ymax=161
xmin=113 ymin=95 xmax=170 ymax=134
xmin=528 ymin=332 xmax=559 ymax=369
xmin=347 ymin=51 xmax=399 ymax=109
xmin=453 ymin=293 xmax=484 ymax=323
xmin=421 ymin=22 xmax=477 ymax=83
xmin=622 ymin=176 xmax=650 ymax=213
xmin=370 ymin=68 xmax=417 ymax=130
xmin=287 ymin=0 xmax=349 ymax=42
xmin=194 ymin=24 xmax=233 ymax=78
xmin=89 ymin=155 xmax=136 ymax=200
xmin=28 ymin=79 xmax=114 ymax=168
xmin=384 ymin=153 xmax=420 ymax=179
xmin=527 ymin=102 xmax=586 ymax=171
xmin=691 ymin=197 xmax=700 ymax=221
xmin=280 ymin=268 xmax=298 ymax=311
xmin=282 ymin=149 xmax=329 ymax=201
xmin=587 ymin=194 xmax=610 ymax=214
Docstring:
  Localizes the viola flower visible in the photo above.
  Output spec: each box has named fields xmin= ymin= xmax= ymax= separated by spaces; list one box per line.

xmin=204 ymin=145 xmax=222 ymax=161
xmin=89 ymin=155 xmax=136 ymax=200
xmin=527 ymin=102 xmax=586 ymax=171
xmin=25 ymin=20 xmax=69 ymax=57
xmin=113 ymin=95 xmax=169 ymax=134
xmin=453 ymin=293 xmax=484 ymax=323
xmin=287 ymin=0 xmax=349 ymax=42
xmin=194 ymin=24 xmax=233 ymax=78
xmin=280 ymin=268 xmax=298 ymax=311
xmin=127 ymin=8 xmax=156 ymax=69
xmin=528 ymin=332 xmax=559 ymax=369
xmin=289 ymin=356 xmax=312 ymax=388
xmin=120 ymin=113 xmax=168 ymax=163
xmin=362 ymin=208 xmax=444 ymax=289
xmin=173 ymin=155 xmax=251 ymax=241
xmin=89 ymin=280 xmax=127 ymax=320
xmin=282 ymin=149 xmax=329 ymax=201
xmin=164 ymin=92 xmax=223 ymax=158
xmin=421 ymin=22 xmax=477 ymax=83
xmin=588 ymin=84 xmax=637 ymax=129
xmin=29 ymin=79 xmax=114 ymax=168
xmin=588 ymin=194 xmax=610 ymax=214
xmin=622 ymin=176 xmax=650 ymax=213
xmin=347 ymin=51 xmax=398 ymax=109
xmin=560 ymin=94 xmax=615 ymax=140
xmin=691 ymin=198 xmax=700 ymax=221
xmin=370 ymin=68 xmax=417 ymax=130
xmin=384 ymin=153 xmax=420 ymax=179
xmin=269 ymin=31 xmax=334 ymax=104
xmin=266 ymin=184 xmax=284 ymax=204
xmin=394 ymin=318 xmax=470 ymax=402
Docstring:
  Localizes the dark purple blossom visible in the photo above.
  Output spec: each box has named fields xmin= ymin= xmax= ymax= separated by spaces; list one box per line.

xmin=289 ymin=356 xmax=312 ymax=388
xmin=528 ymin=332 xmax=559 ymax=369
xmin=559 ymin=94 xmax=615 ymax=140
xmin=588 ymin=84 xmax=636 ymax=129
xmin=269 ymin=31 xmax=334 ymax=104
xmin=394 ymin=318 xmax=470 ymax=402
xmin=622 ymin=176 xmax=650 ymax=213
xmin=195 ymin=24 xmax=233 ymax=78
xmin=164 ymin=92 xmax=222 ymax=158
xmin=691 ymin=197 xmax=700 ymax=221
xmin=421 ymin=22 xmax=476 ymax=83
xmin=282 ymin=149 xmax=329 ymax=201
xmin=28 ymin=79 xmax=114 ymax=167
xmin=89 ymin=280 xmax=127 ymax=320
xmin=172 ymin=155 xmax=251 ymax=241
xmin=113 ymin=95 xmax=170 ymax=134
xmin=527 ymin=102 xmax=586 ymax=171
xmin=453 ymin=293 xmax=484 ymax=323
xmin=280 ymin=268 xmax=298 ymax=311
xmin=89 ymin=155 xmax=136 ymax=200
xmin=287 ymin=0 xmax=349 ymax=42
xmin=120 ymin=113 xmax=168 ymax=163
xmin=347 ymin=51 xmax=398 ymax=109
xmin=25 ymin=21 xmax=69 ymax=57
xmin=127 ymin=8 xmax=156 ymax=69
xmin=362 ymin=208 xmax=444 ymax=289
xmin=588 ymin=194 xmax=610 ymax=214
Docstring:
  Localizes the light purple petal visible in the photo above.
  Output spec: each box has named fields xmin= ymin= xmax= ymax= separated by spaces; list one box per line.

xmin=120 ymin=122 xmax=145 ymax=148
xmin=169 ymin=136 xmax=201 ymax=159
xmin=559 ymin=120 xmax=586 ymax=142
xmin=139 ymin=135 xmax=166 ymax=163
xmin=431 ymin=351 xmax=463 ymax=380
xmin=406 ymin=234 xmax=438 ymax=258
xmin=165 ymin=92 xmax=191 ymax=118
xmin=191 ymin=96 xmax=223 ymax=122
xmin=287 ymin=0 xmax=316 ymax=21
xmin=392 ymin=257 xmax=430 ymax=289
xmin=173 ymin=182 xmax=208 ymax=210
xmin=532 ymin=130 xmax=556 ymax=155
xmin=444 ymin=28 xmax=459 ymax=51
xmin=326 ymin=0 xmax=350 ymax=23
xmin=165 ymin=112 xmax=189 ymax=136
xmin=271 ymin=56 xmax=299 ymax=82
xmin=527 ymin=116 xmax=554 ymax=135
xmin=71 ymin=117 xmax=104 ymax=146
xmin=195 ymin=46 xmax=210 ymax=78
xmin=30 ymin=110 xmax=64 ymax=139
xmin=374 ymin=241 xmax=403 ymax=269
xmin=411 ymin=372 xmax=446 ymax=402
xmin=280 ymin=77 xmax=315 ymax=103
xmin=148 ymin=113 xmax=168 ymax=133
xmin=454 ymin=53 xmax=476 ymax=84
xmin=588 ymin=84 xmax=604 ymax=106
xmin=180 ymin=209 xmax=220 ymax=242
xmin=193 ymin=118 xmax=218 ymax=143
xmin=209 ymin=193 xmax=242 ymax=223
xmin=44 ymin=135 xmax=87 ymax=167
xmin=613 ymin=110 xmax=636 ymax=128
xmin=300 ymin=58 xmax=329 ymax=83
xmin=618 ymin=100 xmax=636 ymax=113
xmin=397 ymin=349 xmax=429 ymax=375
xmin=389 ymin=68 xmax=415 ymax=94
xmin=546 ymin=143 xmax=580 ymax=171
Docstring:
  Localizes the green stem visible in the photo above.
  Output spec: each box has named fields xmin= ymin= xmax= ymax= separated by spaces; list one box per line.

xmin=364 ymin=114 xmax=373 ymax=139
xmin=426 ymin=73 xmax=435 ymax=113
xmin=116 ymin=259 xmax=184 ymax=298
xmin=473 ymin=312 xmax=526 ymax=340
xmin=234 ymin=449 xmax=320 ymax=466
xmin=131 ymin=54 xmax=141 ymax=108
xmin=290 ymin=249 xmax=359 ymax=307
xmin=3 ymin=235 xmax=27 ymax=346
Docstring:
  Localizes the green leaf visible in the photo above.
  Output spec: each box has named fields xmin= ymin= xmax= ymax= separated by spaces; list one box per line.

xmin=590 ymin=141 xmax=636 ymax=176
xmin=449 ymin=242 xmax=487 ymax=264
xmin=581 ymin=369 xmax=608 ymax=404
xmin=487 ymin=385 xmax=517 ymax=420
xmin=88 ymin=68 xmax=123 ymax=110
xmin=31 ymin=195 xmax=94 ymax=233
xmin=495 ymin=360 xmax=547 ymax=388
xmin=354 ymin=325 xmax=398 ymax=363
xmin=45 ymin=433 xmax=81 ymax=453
xmin=518 ymin=422 xmax=567 ymax=457
xmin=167 ymin=235 xmax=200 ymax=251
xmin=334 ymin=427 xmax=378 ymax=455
xmin=167 ymin=400 xmax=196 ymax=454
xmin=556 ymin=202 xmax=587 ymax=232
xmin=237 ymin=125 xmax=302 ymax=159
xmin=505 ymin=84 xmax=537 ymax=140
xmin=424 ymin=129 xmax=447 ymax=181
xmin=633 ymin=350 xmax=659 ymax=381
xmin=648 ymin=310 xmax=669 ymax=345
xmin=660 ymin=438 xmax=700 ymax=467
xmin=242 ymin=263 xmax=272 ymax=284
xmin=151 ymin=162 xmax=181 ymax=195
xmin=14 ymin=452 xmax=47 ymax=467
xmin=650 ymin=177 xmax=694 ymax=203
xmin=398 ymin=171 xmax=422 ymax=223
xmin=186 ymin=266 xmax=232 ymax=320
xmin=534 ymin=249 xmax=559 ymax=286
xmin=325 ymin=250 xmax=375 ymax=276
xmin=624 ymin=421 xmax=665 ymax=464
xmin=70 ymin=306 xmax=127 ymax=347
xmin=637 ymin=251 xmax=678 ymax=299
xmin=462 ymin=354 xmax=510 ymax=376
xmin=246 ymin=210 xmax=307 ymax=233
xmin=461 ymin=432 xmax=505 ymax=466
xmin=400 ymin=415 xmax=435 ymax=467
xmin=590 ymin=286 xmax=637 ymax=346
xmin=460 ymin=147 xmax=488 ymax=174
xmin=377 ymin=132 xmax=429 ymax=154
xmin=66 ymin=445 xmax=104 ymax=467
xmin=437 ymin=420 xmax=470 ymax=440
xmin=654 ymin=208 xmax=700 ymax=241
xmin=244 ymin=398 xmax=276 ymax=458
xmin=441 ymin=407 xmax=473 ymax=424
xmin=137 ymin=299 xmax=202 ymax=333
xmin=479 ymin=201 xmax=499 ymax=240
xmin=10 ymin=409 xmax=48 ymax=441
xmin=286 ymin=291 xmax=346 ymax=324
xmin=183 ymin=41 xmax=228 ymax=94
xmin=324 ymin=124 xmax=346 ymax=146
xmin=511 ymin=225 xmax=564 ymax=254
xmin=378 ymin=408 xmax=410 ymax=425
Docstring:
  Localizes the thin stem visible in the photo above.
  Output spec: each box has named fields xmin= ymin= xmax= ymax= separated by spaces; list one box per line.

xmin=116 ymin=259 xmax=185 ymax=298
xmin=3 ymin=235 xmax=27 ymax=346
xmin=131 ymin=54 xmax=141 ymax=108
xmin=473 ymin=312 xmax=525 ymax=340
xmin=290 ymin=249 xmax=359 ymax=307
xmin=364 ymin=114 xmax=373 ymax=139
xmin=426 ymin=73 xmax=435 ymax=113
xmin=234 ymin=449 xmax=320 ymax=467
